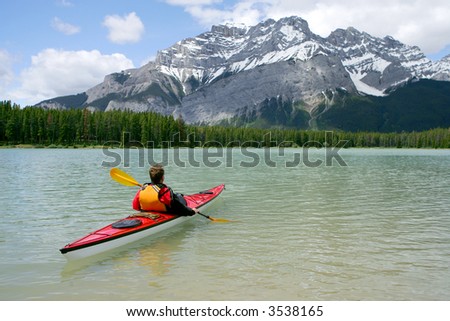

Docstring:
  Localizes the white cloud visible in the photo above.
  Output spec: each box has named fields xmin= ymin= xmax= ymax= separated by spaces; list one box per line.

xmin=10 ymin=49 xmax=134 ymax=105
xmin=165 ymin=0 xmax=450 ymax=56
xmin=185 ymin=0 xmax=269 ymax=26
xmin=103 ymin=12 xmax=145 ymax=44
xmin=51 ymin=17 xmax=81 ymax=35
xmin=0 ymin=49 xmax=15 ymax=91
xmin=57 ymin=0 xmax=74 ymax=7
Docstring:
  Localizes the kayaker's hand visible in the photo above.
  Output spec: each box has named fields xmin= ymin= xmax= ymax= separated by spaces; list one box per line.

xmin=192 ymin=208 xmax=199 ymax=215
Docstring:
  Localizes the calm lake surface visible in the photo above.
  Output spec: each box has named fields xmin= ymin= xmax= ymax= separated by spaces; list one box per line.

xmin=1 ymin=148 xmax=449 ymax=300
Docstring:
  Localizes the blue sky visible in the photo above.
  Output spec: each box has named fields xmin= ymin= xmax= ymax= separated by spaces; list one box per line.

xmin=1 ymin=0 xmax=449 ymax=106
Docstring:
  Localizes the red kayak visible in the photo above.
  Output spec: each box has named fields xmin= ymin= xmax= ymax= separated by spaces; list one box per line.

xmin=60 ymin=184 xmax=225 ymax=260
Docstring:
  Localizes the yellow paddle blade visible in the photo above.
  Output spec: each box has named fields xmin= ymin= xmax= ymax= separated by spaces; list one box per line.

xmin=198 ymin=212 xmax=234 ymax=223
xmin=209 ymin=217 xmax=234 ymax=223
xmin=110 ymin=168 xmax=142 ymax=187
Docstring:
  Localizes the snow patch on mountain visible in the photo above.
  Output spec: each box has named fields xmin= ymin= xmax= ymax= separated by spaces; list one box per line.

xmin=348 ymin=72 xmax=386 ymax=96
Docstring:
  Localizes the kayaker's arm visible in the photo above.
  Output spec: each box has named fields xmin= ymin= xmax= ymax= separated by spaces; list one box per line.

xmin=169 ymin=193 xmax=197 ymax=216
xmin=132 ymin=190 xmax=141 ymax=211
xmin=158 ymin=186 xmax=196 ymax=216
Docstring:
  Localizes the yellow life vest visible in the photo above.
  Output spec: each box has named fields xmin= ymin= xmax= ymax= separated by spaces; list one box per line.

xmin=139 ymin=184 xmax=168 ymax=212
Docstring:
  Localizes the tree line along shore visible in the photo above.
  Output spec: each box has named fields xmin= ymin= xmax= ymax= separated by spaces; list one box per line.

xmin=1 ymin=101 xmax=449 ymax=149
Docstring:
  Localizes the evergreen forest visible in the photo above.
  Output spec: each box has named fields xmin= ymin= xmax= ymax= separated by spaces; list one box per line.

xmin=1 ymin=101 xmax=449 ymax=149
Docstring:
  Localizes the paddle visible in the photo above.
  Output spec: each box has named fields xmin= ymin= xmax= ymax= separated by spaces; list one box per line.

xmin=196 ymin=212 xmax=232 ymax=223
xmin=109 ymin=168 xmax=231 ymax=223
xmin=110 ymin=168 xmax=142 ymax=187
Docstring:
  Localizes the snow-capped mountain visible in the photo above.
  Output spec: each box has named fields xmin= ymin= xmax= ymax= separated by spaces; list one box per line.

xmin=156 ymin=18 xmax=324 ymax=88
xmin=431 ymin=54 xmax=450 ymax=81
xmin=36 ymin=16 xmax=450 ymax=129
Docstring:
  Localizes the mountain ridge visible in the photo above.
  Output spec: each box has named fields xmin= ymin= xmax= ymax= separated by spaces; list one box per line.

xmin=36 ymin=16 xmax=450 ymax=131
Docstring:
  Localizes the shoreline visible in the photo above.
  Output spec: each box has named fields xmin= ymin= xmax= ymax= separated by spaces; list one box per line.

xmin=0 ymin=144 xmax=449 ymax=150
xmin=0 ymin=144 xmax=107 ymax=149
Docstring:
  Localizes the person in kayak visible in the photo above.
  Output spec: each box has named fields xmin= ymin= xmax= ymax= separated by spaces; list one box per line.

xmin=132 ymin=164 xmax=198 ymax=216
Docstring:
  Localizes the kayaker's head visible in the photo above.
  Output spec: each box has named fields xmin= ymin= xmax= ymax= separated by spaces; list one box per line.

xmin=149 ymin=163 xmax=164 ymax=184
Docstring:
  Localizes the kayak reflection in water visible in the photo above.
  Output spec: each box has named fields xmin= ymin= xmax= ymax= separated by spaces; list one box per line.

xmin=132 ymin=163 xmax=199 ymax=216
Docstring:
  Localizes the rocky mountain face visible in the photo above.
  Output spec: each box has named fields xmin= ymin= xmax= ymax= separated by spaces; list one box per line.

xmin=430 ymin=54 xmax=450 ymax=81
xmin=36 ymin=16 xmax=450 ymax=130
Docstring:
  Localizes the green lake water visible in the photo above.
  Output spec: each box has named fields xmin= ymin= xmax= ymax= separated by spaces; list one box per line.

xmin=0 ymin=148 xmax=449 ymax=300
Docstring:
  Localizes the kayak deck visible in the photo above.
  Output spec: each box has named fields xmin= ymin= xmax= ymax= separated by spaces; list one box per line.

xmin=60 ymin=184 xmax=225 ymax=260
